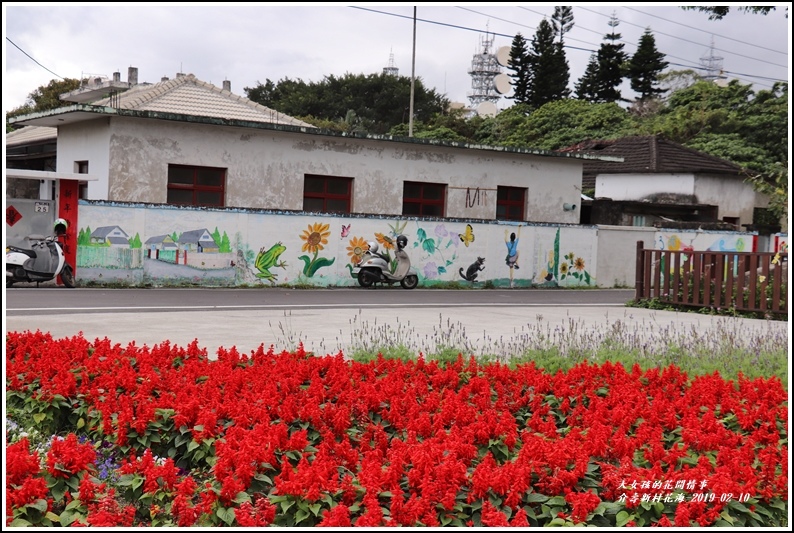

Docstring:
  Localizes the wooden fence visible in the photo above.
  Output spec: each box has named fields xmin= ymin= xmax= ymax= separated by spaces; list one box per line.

xmin=634 ymin=241 xmax=788 ymax=317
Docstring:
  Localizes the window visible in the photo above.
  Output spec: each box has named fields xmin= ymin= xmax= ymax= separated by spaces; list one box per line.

xmin=496 ymin=186 xmax=526 ymax=221
xmin=722 ymin=216 xmax=740 ymax=230
xmin=402 ymin=181 xmax=446 ymax=217
xmin=632 ymin=215 xmax=646 ymax=227
xmin=303 ymin=175 xmax=352 ymax=214
xmin=76 ymin=161 xmax=89 ymax=200
xmin=167 ymin=165 xmax=225 ymax=207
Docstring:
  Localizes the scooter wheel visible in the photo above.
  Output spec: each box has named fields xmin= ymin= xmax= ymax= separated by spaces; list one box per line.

xmin=357 ymin=270 xmax=375 ymax=288
xmin=60 ymin=264 xmax=76 ymax=288
xmin=401 ymin=274 xmax=419 ymax=290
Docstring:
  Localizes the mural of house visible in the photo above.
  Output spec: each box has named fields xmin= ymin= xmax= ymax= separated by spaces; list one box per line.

xmin=178 ymin=229 xmax=219 ymax=253
xmin=559 ymin=135 xmax=771 ymax=231
xmin=90 ymin=225 xmax=130 ymax=246
xmin=144 ymin=234 xmax=178 ymax=252
xmin=6 ymin=67 xmax=616 ymax=226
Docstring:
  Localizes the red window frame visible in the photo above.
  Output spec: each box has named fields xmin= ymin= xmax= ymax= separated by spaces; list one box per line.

xmin=303 ymin=175 xmax=353 ymax=214
xmin=167 ymin=165 xmax=226 ymax=207
xmin=402 ymin=181 xmax=446 ymax=217
xmin=496 ymin=186 xmax=526 ymax=221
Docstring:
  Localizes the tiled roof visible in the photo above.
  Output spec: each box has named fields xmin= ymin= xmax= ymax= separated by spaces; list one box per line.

xmin=6 ymin=125 xmax=57 ymax=146
xmin=91 ymin=74 xmax=315 ymax=128
xmin=558 ymin=135 xmax=744 ymax=190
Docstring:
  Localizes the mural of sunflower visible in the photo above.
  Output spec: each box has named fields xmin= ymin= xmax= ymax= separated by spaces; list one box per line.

xmin=375 ymin=232 xmax=395 ymax=251
xmin=298 ymin=222 xmax=335 ymax=277
xmin=560 ymin=262 xmax=569 ymax=275
xmin=574 ymin=257 xmax=586 ymax=271
xmin=301 ymin=222 xmax=330 ymax=254
xmin=347 ymin=236 xmax=368 ymax=265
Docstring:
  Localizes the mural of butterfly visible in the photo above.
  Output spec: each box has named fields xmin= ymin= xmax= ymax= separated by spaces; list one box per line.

xmin=459 ymin=224 xmax=475 ymax=247
xmin=341 ymin=224 xmax=351 ymax=238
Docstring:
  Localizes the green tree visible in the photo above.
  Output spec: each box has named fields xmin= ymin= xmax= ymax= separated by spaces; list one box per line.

xmin=649 ymin=80 xmax=788 ymax=220
xmin=6 ymin=78 xmax=83 ymax=130
xmin=680 ymin=6 xmax=783 ymax=20
xmin=128 ymin=233 xmax=142 ymax=249
xmin=506 ymin=33 xmax=531 ymax=104
xmin=520 ymin=99 xmax=635 ymax=150
xmin=575 ymin=54 xmax=601 ymax=102
xmin=527 ymin=18 xmax=570 ymax=109
xmin=628 ymin=28 xmax=669 ymax=101
xmin=594 ymin=13 xmax=629 ymax=103
xmin=551 ymin=6 xmax=575 ymax=44
xmin=244 ymin=73 xmax=448 ymax=135
xmin=219 ymin=231 xmax=231 ymax=253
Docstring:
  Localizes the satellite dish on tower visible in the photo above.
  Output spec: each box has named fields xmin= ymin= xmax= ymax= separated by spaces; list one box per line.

xmin=493 ymin=73 xmax=511 ymax=95
xmin=476 ymin=101 xmax=498 ymax=118
xmin=496 ymin=46 xmax=511 ymax=67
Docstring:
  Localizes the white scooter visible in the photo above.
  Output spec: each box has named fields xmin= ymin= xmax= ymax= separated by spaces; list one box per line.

xmin=6 ymin=218 xmax=75 ymax=288
xmin=353 ymin=234 xmax=419 ymax=289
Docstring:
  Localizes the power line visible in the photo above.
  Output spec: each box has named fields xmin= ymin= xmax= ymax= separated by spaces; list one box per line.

xmin=624 ymin=6 xmax=786 ymax=55
xmin=6 ymin=37 xmax=64 ymax=80
xmin=466 ymin=6 xmax=783 ymax=89
xmin=577 ymin=6 xmax=787 ymax=69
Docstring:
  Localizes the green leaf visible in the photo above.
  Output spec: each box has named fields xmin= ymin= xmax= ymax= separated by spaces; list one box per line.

xmin=132 ymin=476 xmax=144 ymax=491
xmin=309 ymin=503 xmax=322 ymax=516
xmin=30 ymin=498 xmax=49 ymax=513
xmin=417 ymin=228 xmax=427 ymax=241
xmin=186 ymin=440 xmax=199 ymax=453
xmin=616 ymin=510 xmax=634 ymax=527
xmin=10 ymin=518 xmax=32 ymax=527
xmin=76 ymin=417 xmax=85 ymax=429
xmin=548 ymin=517 xmax=567 ymax=526
xmin=59 ymin=509 xmax=80 ymax=527
xmin=233 ymin=492 xmax=252 ymax=504
xmin=32 ymin=413 xmax=47 ymax=424
xmin=295 ymin=508 xmax=310 ymax=524
xmin=525 ymin=492 xmax=549 ymax=503
xmin=216 ymin=507 xmax=236 ymax=526
xmin=422 ymin=238 xmax=436 ymax=254
xmin=547 ymin=495 xmax=566 ymax=507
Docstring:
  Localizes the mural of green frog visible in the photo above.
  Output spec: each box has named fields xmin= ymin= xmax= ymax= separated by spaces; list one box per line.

xmin=254 ymin=242 xmax=287 ymax=283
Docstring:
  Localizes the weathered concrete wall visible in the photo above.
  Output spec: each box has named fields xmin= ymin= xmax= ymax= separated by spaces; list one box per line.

xmin=99 ymin=117 xmax=582 ymax=224
xmin=693 ymin=174 xmax=766 ymax=227
xmin=74 ymin=202 xmax=761 ymax=289
xmin=57 ymin=120 xmax=111 ymax=200
xmin=75 ymin=201 xmax=598 ymax=288
xmin=597 ymin=173 xmax=695 ymax=201
xmin=594 ymin=226 xmax=657 ymax=288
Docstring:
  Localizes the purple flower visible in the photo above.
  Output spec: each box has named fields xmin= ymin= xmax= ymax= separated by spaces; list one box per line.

xmin=435 ymin=224 xmax=449 ymax=238
xmin=423 ymin=262 xmax=438 ymax=279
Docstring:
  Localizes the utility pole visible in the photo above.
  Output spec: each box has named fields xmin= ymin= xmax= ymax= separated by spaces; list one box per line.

xmin=409 ymin=6 xmax=416 ymax=137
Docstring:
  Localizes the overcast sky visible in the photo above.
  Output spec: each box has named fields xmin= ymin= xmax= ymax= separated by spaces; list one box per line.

xmin=3 ymin=3 xmax=791 ymax=114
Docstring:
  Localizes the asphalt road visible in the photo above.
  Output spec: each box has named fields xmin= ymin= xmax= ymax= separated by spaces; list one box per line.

xmin=5 ymin=288 xmax=786 ymax=360
xmin=5 ymin=287 xmax=636 ymax=315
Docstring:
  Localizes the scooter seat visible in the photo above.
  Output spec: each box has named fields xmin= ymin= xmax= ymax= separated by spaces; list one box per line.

xmin=7 ymin=245 xmax=36 ymax=258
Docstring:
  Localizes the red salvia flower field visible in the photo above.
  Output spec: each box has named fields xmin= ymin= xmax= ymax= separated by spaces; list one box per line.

xmin=5 ymin=331 xmax=788 ymax=527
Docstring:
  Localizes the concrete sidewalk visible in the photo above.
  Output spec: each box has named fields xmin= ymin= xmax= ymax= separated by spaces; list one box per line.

xmin=5 ymin=304 xmax=787 ymax=360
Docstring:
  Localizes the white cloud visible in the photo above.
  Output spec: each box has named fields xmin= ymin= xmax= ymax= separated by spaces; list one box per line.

xmin=3 ymin=3 xmax=790 ymax=112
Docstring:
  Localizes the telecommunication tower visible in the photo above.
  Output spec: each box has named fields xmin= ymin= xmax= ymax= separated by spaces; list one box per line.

xmin=383 ymin=49 xmax=399 ymax=76
xmin=699 ymin=37 xmax=726 ymax=82
xmin=467 ymin=33 xmax=502 ymax=109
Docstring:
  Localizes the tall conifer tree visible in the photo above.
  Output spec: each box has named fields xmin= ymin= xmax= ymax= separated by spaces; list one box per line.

xmin=506 ymin=33 xmax=531 ymax=104
xmin=628 ymin=28 xmax=669 ymax=100
xmin=527 ymin=18 xmax=570 ymax=109
xmin=574 ymin=13 xmax=628 ymax=103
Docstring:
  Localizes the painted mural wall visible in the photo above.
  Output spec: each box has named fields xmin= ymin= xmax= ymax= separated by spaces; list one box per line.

xmin=74 ymin=202 xmax=601 ymax=288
